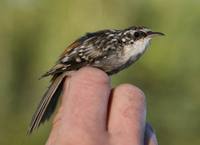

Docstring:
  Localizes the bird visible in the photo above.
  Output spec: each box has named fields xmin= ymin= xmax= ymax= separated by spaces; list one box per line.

xmin=28 ymin=26 xmax=164 ymax=134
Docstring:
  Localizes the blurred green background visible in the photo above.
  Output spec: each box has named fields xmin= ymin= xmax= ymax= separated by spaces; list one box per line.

xmin=0 ymin=0 xmax=200 ymax=144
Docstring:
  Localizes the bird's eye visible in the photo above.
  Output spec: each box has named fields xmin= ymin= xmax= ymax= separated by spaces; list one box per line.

xmin=134 ymin=31 xmax=147 ymax=39
xmin=134 ymin=31 xmax=140 ymax=38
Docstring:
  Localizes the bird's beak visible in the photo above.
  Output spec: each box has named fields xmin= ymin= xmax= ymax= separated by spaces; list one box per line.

xmin=147 ymin=31 xmax=165 ymax=37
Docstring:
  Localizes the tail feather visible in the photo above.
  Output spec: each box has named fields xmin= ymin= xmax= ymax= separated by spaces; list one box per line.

xmin=28 ymin=73 xmax=66 ymax=134
xmin=41 ymin=83 xmax=62 ymax=122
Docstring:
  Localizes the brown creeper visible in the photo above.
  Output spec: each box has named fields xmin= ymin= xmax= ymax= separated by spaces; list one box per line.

xmin=28 ymin=26 xmax=164 ymax=134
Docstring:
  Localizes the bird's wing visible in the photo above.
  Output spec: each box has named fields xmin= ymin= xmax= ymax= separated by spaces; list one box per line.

xmin=41 ymin=30 xmax=114 ymax=78
xmin=59 ymin=29 xmax=111 ymax=61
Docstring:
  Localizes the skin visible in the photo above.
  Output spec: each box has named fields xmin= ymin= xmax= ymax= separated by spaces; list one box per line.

xmin=46 ymin=67 xmax=158 ymax=145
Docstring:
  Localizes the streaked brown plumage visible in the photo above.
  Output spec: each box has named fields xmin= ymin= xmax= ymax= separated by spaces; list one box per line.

xmin=28 ymin=26 xmax=164 ymax=134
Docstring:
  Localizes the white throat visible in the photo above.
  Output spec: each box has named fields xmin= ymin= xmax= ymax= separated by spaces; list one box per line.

xmin=123 ymin=38 xmax=151 ymax=62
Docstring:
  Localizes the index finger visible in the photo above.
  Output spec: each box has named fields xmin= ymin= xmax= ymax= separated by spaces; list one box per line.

xmin=60 ymin=67 xmax=111 ymax=132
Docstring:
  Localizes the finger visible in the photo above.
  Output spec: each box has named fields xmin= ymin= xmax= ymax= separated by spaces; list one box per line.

xmin=144 ymin=123 xmax=158 ymax=145
xmin=59 ymin=67 xmax=111 ymax=132
xmin=108 ymin=84 xmax=146 ymax=145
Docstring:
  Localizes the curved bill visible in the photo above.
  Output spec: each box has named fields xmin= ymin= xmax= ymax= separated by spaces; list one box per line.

xmin=147 ymin=31 xmax=165 ymax=37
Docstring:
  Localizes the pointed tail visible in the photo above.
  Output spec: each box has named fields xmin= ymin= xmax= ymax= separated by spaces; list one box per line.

xmin=27 ymin=73 xmax=67 ymax=134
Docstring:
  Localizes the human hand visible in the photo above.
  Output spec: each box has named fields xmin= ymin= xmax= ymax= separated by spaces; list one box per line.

xmin=46 ymin=67 xmax=158 ymax=145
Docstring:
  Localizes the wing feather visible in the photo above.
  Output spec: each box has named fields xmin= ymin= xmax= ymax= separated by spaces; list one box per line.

xmin=40 ymin=29 xmax=114 ymax=78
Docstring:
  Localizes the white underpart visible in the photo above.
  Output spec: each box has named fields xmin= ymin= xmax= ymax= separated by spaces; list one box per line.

xmin=123 ymin=37 xmax=151 ymax=62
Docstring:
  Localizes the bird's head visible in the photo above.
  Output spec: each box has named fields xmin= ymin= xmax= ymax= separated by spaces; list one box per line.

xmin=128 ymin=26 xmax=164 ymax=50
xmin=121 ymin=26 xmax=164 ymax=61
